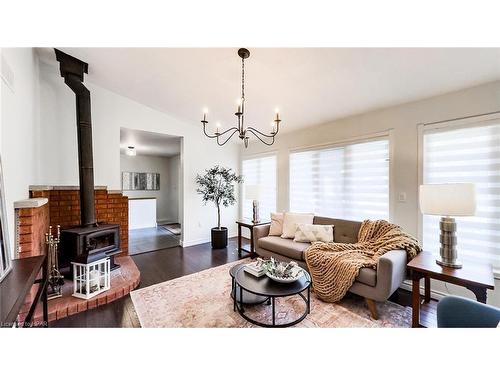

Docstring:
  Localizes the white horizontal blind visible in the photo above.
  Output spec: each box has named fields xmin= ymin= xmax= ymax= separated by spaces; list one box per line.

xmin=423 ymin=122 xmax=500 ymax=268
xmin=241 ymin=155 xmax=277 ymax=222
xmin=290 ymin=138 xmax=390 ymax=221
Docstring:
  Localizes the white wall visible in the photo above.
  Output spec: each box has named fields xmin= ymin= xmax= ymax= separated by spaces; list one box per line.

xmin=120 ymin=153 xmax=178 ymax=223
xmin=38 ymin=60 xmax=240 ymax=247
xmin=242 ymin=80 xmax=500 ymax=306
xmin=166 ymin=154 xmax=181 ymax=223
xmin=0 ymin=48 xmax=40 ymax=256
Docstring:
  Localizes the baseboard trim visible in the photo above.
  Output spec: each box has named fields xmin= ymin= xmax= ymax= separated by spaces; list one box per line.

xmin=399 ymin=280 xmax=449 ymax=301
xmin=181 ymin=232 xmax=238 ymax=248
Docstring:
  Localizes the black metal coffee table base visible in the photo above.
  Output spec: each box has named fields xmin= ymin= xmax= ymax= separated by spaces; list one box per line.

xmin=231 ymin=283 xmax=270 ymax=305
xmin=234 ymin=286 xmax=311 ymax=328
xmin=229 ymin=263 xmax=311 ymax=328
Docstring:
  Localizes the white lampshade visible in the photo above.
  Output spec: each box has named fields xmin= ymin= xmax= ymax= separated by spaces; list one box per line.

xmin=245 ymin=185 xmax=261 ymax=200
xmin=419 ymin=183 xmax=476 ymax=216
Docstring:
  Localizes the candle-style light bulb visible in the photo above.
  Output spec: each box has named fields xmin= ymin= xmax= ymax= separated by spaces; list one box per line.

xmin=236 ymin=98 xmax=242 ymax=113
xmin=216 ymin=122 xmax=221 ymax=134
xmin=202 ymin=108 xmax=208 ymax=122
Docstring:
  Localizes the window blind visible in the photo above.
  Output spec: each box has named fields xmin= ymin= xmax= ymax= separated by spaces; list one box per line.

xmin=289 ymin=138 xmax=390 ymax=221
xmin=241 ymin=155 xmax=277 ymax=222
xmin=423 ymin=122 xmax=500 ymax=268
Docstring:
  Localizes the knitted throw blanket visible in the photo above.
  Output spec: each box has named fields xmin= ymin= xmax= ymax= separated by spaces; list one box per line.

xmin=304 ymin=220 xmax=421 ymax=303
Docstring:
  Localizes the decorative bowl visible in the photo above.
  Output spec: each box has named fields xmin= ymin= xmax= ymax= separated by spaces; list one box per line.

xmin=266 ymin=270 xmax=303 ymax=283
xmin=262 ymin=258 xmax=303 ymax=283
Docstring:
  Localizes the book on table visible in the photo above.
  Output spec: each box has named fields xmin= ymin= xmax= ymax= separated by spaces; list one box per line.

xmin=245 ymin=262 xmax=266 ymax=277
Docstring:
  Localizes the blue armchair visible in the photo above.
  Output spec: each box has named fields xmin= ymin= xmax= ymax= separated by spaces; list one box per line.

xmin=437 ymin=296 xmax=500 ymax=328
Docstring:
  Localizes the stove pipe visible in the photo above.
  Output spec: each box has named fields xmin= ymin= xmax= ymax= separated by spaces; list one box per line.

xmin=54 ymin=49 xmax=96 ymax=227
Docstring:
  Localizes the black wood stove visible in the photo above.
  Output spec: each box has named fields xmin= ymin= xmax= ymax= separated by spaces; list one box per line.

xmin=54 ymin=49 xmax=121 ymax=275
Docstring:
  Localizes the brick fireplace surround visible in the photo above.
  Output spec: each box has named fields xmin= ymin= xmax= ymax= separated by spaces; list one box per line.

xmin=28 ymin=185 xmax=129 ymax=256
xmin=14 ymin=185 xmax=140 ymax=324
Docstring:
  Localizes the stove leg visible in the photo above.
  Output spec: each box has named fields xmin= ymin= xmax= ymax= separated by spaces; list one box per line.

xmin=109 ymin=255 xmax=121 ymax=271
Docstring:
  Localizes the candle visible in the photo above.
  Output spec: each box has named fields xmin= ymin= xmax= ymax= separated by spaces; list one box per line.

xmin=216 ymin=122 xmax=221 ymax=133
xmin=89 ymin=270 xmax=101 ymax=291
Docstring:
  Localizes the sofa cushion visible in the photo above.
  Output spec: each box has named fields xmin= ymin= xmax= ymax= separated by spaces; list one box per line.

xmin=258 ymin=236 xmax=309 ymax=260
xmin=313 ymin=216 xmax=361 ymax=243
xmin=356 ymin=268 xmax=376 ymax=287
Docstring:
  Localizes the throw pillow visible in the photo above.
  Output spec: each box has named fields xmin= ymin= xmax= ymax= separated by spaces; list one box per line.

xmin=281 ymin=212 xmax=314 ymax=239
xmin=269 ymin=212 xmax=284 ymax=236
xmin=294 ymin=224 xmax=334 ymax=243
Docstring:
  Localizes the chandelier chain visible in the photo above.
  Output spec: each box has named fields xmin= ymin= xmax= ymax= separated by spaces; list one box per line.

xmin=241 ymin=57 xmax=245 ymax=102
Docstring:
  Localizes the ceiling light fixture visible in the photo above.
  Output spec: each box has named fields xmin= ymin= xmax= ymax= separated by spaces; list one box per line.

xmin=201 ymin=48 xmax=282 ymax=148
xmin=126 ymin=146 xmax=136 ymax=156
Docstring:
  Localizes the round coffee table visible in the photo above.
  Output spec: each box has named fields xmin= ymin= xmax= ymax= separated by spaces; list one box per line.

xmin=229 ymin=264 xmax=269 ymax=305
xmin=232 ymin=265 xmax=311 ymax=327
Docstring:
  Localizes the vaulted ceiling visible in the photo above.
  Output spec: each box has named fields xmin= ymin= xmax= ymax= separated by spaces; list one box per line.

xmin=38 ymin=48 xmax=500 ymax=133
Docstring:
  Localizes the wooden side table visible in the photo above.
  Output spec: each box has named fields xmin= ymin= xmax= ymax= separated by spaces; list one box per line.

xmin=236 ymin=219 xmax=270 ymax=258
xmin=407 ymin=251 xmax=495 ymax=328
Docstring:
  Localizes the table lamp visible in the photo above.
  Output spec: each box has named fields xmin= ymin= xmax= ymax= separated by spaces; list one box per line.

xmin=419 ymin=183 xmax=476 ymax=268
xmin=245 ymin=185 xmax=261 ymax=223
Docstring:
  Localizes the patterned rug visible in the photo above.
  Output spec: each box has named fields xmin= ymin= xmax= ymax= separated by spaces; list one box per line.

xmin=130 ymin=261 xmax=412 ymax=328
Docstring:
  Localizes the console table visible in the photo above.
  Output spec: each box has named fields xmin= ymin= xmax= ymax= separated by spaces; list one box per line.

xmin=236 ymin=220 xmax=270 ymax=258
xmin=0 ymin=255 xmax=48 ymax=328
xmin=407 ymin=251 xmax=495 ymax=328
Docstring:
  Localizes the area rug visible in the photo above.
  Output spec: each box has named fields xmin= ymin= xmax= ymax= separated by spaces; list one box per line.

xmin=130 ymin=261 xmax=412 ymax=328
xmin=161 ymin=223 xmax=181 ymax=235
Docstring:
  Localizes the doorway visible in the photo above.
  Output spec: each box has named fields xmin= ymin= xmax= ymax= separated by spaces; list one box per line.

xmin=120 ymin=128 xmax=182 ymax=255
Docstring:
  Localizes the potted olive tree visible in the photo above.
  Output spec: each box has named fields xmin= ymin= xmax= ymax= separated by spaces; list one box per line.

xmin=196 ymin=166 xmax=243 ymax=249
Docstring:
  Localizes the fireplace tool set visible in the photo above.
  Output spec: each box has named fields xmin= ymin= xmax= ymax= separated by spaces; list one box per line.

xmin=45 ymin=225 xmax=64 ymax=300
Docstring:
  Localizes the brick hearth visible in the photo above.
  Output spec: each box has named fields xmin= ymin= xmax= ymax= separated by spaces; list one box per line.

xmin=23 ymin=255 xmax=140 ymax=324
xmin=13 ymin=185 xmax=136 ymax=323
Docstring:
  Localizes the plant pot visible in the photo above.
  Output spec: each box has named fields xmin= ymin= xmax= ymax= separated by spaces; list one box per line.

xmin=211 ymin=227 xmax=228 ymax=249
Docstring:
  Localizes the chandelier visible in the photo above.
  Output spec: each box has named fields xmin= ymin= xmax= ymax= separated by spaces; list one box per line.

xmin=201 ymin=48 xmax=281 ymax=148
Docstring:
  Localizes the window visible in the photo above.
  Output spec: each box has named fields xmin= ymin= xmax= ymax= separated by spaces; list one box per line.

xmin=289 ymin=137 xmax=390 ymax=221
xmin=422 ymin=119 xmax=500 ymax=268
xmin=241 ymin=155 xmax=277 ymax=221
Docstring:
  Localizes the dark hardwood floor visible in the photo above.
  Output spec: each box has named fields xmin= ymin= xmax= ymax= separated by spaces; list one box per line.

xmin=51 ymin=236 xmax=433 ymax=327
xmin=128 ymin=226 xmax=181 ymax=255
